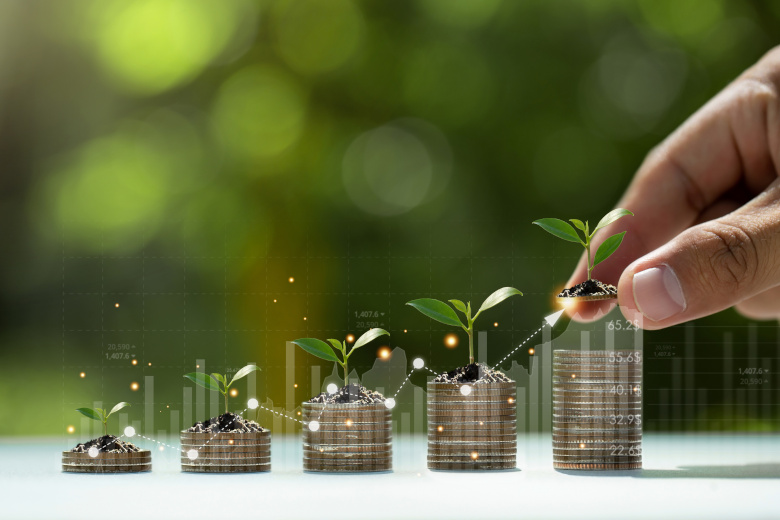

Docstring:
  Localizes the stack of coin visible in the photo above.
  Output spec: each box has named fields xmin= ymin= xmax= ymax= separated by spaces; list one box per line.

xmin=302 ymin=402 xmax=392 ymax=472
xmin=62 ymin=450 xmax=151 ymax=473
xmin=553 ymin=350 xmax=642 ymax=470
xmin=427 ymin=381 xmax=517 ymax=470
xmin=180 ymin=431 xmax=270 ymax=473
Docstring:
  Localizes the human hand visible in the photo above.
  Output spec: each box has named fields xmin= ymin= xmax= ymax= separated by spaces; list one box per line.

xmin=565 ymin=47 xmax=780 ymax=329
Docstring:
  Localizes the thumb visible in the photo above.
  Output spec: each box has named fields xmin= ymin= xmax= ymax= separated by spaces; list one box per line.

xmin=617 ymin=181 xmax=780 ymax=330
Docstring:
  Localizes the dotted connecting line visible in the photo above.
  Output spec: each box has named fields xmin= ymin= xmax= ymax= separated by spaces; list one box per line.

xmin=392 ymin=369 xmax=416 ymax=398
xmin=257 ymin=404 xmax=303 ymax=424
xmin=124 ymin=433 xmax=177 ymax=451
xmin=492 ymin=325 xmax=545 ymax=370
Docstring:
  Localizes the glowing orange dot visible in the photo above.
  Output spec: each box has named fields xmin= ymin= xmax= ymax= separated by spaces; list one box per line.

xmin=294 ymin=383 xmax=298 ymax=388
xmin=228 ymin=439 xmax=234 ymax=445
xmin=148 ymin=362 xmax=152 ymax=366
xmin=444 ymin=333 xmax=458 ymax=349
xmin=377 ymin=346 xmax=392 ymax=360
xmin=166 ymin=405 xmax=169 ymax=408
xmin=470 ymin=452 xmax=479 ymax=460
xmin=345 ymin=419 xmax=353 ymax=427
xmin=131 ymin=359 xmax=138 ymax=365
xmin=404 ymin=329 xmax=407 ymax=333
xmin=479 ymin=421 xmax=484 ymax=425
xmin=571 ymin=374 xmax=576 ymax=378
xmin=114 ymin=303 xmax=120 ymax=308
xmin=346 ymin=334 xmax=355 ymax=343
xmin=528 ymin=348 xmax=535 ymax=355
xmin=130 ymin=382 xmax=139 ymax=391
xmin=493 ymin=322 xmax=498 ymax=327
xmin=196 ymin=364 xmax=200 ymax=368
xmin=66 ymin=425 xmax=75 ymax=434
xmin=303 ymin=317 xmax=307 ymax=321
xmin=288 ymin=277 xmax=294 ymax=283
xmin=579 ymin=443 xmax=586 ymax=449
xmin=437 ymin=425 xmax=443 ymax=432
xmin=508 ymin=398 xmax=514 ymax=404
xmin=297 ymin=411 xmax=301 ymax=415
xmin=273 ymin=299 xmax=277 ymax=303
xmin=79 ymin=372 xmax=86 ymax=378
xmin=229 ymin=388 xmax=238 ymax=397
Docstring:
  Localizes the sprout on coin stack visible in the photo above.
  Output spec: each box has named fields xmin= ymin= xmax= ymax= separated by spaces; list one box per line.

xmin=63 ymin=402 xmax=151 ymax=473
xmin=406 ymin=288 xmax=522 ymax=470
xmin=292 ymin=328 xmax=393 ymax=473
xmin=181 ymin=364 xmax=270 ymax=473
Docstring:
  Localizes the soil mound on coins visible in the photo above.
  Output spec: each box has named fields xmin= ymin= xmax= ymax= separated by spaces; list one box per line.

xmin=433 ymin=362 xmax=511 ymax=384
xmin=308 ymin=383 xmax=386 ymax=404
xmin=187 ymin=412 xmax=267 ymax=433
xmin=71 ymin=435 xmax=141 ymax=453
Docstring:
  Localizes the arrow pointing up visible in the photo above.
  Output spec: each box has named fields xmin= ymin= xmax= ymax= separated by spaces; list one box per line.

xmin=545 ymin=309 xmax=565 ymax=327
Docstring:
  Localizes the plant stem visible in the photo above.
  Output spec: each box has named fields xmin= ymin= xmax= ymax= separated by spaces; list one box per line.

xmin=104 ymin=421 xmax=107 ymax=437
xmin=224 ymin=391 xmax=228 ymax=415
xmin=468 ymin=329 xmax=474 ymax=364
xmin=586 ymin=242 xmax=593 ymax=280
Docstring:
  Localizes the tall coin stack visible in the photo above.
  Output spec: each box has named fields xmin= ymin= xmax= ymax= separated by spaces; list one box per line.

xmin=427 ymin=381 xmax=517 ymax=470
xmin=553 ymin=350 xmax=642 ymax=470
xmin=302 ymin=402 xmax=392 ymax=472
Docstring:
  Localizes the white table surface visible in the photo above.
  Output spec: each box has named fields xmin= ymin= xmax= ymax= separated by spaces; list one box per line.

xmin=1 ymin=434 xmax=778 ymax=520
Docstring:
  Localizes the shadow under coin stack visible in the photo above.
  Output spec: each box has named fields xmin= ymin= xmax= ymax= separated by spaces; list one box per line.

xmin=553 ymin=350 xmax=642 ymax=470
xmin=427 ymin=381 xmax=517 ymax=470
xmin=180 ymin=431 xmax=271 ymax=473
xmin=302 ymin=402 xmax=392 ymax=472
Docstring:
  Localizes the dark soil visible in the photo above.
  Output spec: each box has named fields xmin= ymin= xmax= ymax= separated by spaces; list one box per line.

xmin=433 ymin=363 xmax=512 ymax=384
xmin=558 ymin=279 xmax=617 ymax=298
xmin=308 ymin=383 xmax=386 ymax=404
xmin=187 ymin=412 xmax=267 ymax=433
xmin=71 ymin=435 xmax=141 ymax=454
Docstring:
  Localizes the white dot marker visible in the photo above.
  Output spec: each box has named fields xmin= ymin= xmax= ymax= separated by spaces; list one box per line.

xmin=247 ymin=398 xmax=259 ymax=410
xmin=123 ymin=426 xmax=136 ymax=438
xmin=412 ymin=358 xmax=424 ymax=369
xmin=88 ymin=446 xmax=99 ymax=458
xmin=187 ymin=449 xmax=198 ymax=460
xmin=327 ymin=383 xmax=338 ymax=394
xmin=385 ymin=398 xmax=396 ymax=410
xmin=308 ymin=420 xmax=320 ymax=432
xmin=460 ymin=385 xmax=472 ymax=396
xmin=158 ymin=445 xmax=165 ymax=452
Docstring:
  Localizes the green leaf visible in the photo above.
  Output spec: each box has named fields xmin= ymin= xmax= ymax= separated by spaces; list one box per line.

xmin=591 ymin=208 xmax=633 ymax=237
xmin=352 ymin=328 xmax=389 ymax=351
xmin=184 ymin=372 xmax=221 ymax=392
xmin=76 ymin=408 xmax=102 ymax=422
xmin=327 ymin=339 xmax=343 ymax=352
xmin=532 ymin=218 xmax=582 ymax=243
xmin=476 ymin=287 xmax=523 ymax=316
xmin=228 ymin=364 xmax=260 ymax=387
xmin=593 ymin=231 xmax=626 ymax=267
xmin=448 ymin=299 xmax=467 ymax=314
xmin=292 ymin=338 xmax=340 ymax=363
xmin=211 ymin=373 xmax=226 ymax=386
xmin=406 ymin=299 xmax=463 ymax=327
xmin=569 ymin=219 xmax=586 ymax=234
xmin=108 ymin=402 xmax=130 ymax=417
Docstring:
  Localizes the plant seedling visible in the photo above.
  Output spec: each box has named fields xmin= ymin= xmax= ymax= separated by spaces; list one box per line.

xmin=533 ymin=208 xmax=633 ymax=282
xmin=184 ymin=364 xmax=261 ymax=414
xmin=292 ymin=328 xmax=390 ymax=385
xmin=76 ymin=402 xmax=130 ymax=437
xmin=406 ymin=287 xmax=523 ymax=365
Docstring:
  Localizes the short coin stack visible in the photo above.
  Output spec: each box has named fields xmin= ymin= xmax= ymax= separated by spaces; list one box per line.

xmin=302 ymin=402 xmax=392 ymax=472
xmin=553 ymin=350 xmax=642 ymax=470
xmin=180 ymin=431 xmax=271 ymax=473
xmin=427 ymin=381 xmax=517 ymax=470
xmin=62 ymin=450 xmax=151 ymax=473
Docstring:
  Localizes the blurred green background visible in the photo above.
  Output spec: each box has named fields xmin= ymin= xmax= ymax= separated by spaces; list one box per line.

xmin=0 ymin=0 xmax=778 ymax=437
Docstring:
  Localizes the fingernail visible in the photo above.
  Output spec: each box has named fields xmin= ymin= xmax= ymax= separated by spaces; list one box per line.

xmin=633 ymin=265 xmax=686 ymax=322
